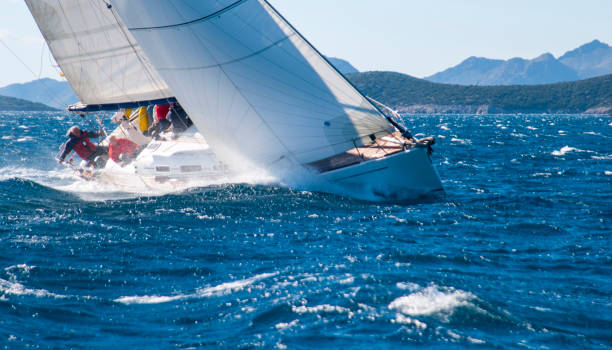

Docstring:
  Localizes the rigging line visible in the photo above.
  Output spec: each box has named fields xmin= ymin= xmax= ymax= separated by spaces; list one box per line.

xmin=204 ymin=9 xmax=353 ymax=108
xmin=89 ymin=0 xmax=119 ymax=97
xmin=261 ymin=0 xmax=391 ymax=124
xmin=185 ymin=21 xmax=295 ymax=162
xmin=0 ymin=36 xmax=65 ymax=109
xmin=128 ymin=0 xmax=248 ymax=31
xmin=103 ymin=0 xmax=169 ymax=100
xmin=38 ymin=43 xmax=45 ymax=79
xmin=213 ymin=54 xmax=348 ymax=112
xmin=157 ymin=35 xmax=294 ymax=72
xmin=226 ymin=1 xmax=369 ymax=112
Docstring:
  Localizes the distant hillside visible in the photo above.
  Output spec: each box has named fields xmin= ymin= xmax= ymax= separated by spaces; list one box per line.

xmin=426 ymin=40 xmax=612 ymax=86
xmin=0 ymin=95 xmax=56 ymax=111
xmin=0 ymin=78 xmax=78 ymax=110
xmin=327 ymin=57 xmax=359 ymax=74
xmin=559 ymin=40 xmax=612 ymax=79
xmin=347 ymin=71 xmax=612 ymax=114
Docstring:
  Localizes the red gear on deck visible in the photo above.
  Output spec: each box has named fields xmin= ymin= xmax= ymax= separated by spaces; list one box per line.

xmin=108 ymin=138 xmax=138 ymax=162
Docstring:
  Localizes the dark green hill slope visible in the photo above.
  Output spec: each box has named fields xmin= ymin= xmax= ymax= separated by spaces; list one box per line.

xmin=0 ymin=95 xmax=57 ymax=111
xmin=346 ymin=71 xmax=612 ymax=114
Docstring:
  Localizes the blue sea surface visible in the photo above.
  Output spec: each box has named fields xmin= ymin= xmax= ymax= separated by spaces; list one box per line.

xmin=0 ymin=112 xmax=610 ymax=349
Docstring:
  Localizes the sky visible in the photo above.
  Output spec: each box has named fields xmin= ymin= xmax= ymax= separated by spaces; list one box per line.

xmin=1 ymin=0 xmax=611 ymax=87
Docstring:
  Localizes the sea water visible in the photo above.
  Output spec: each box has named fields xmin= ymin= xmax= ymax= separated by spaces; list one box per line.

xmin=0 ymin=112 xmax=610 ymax=349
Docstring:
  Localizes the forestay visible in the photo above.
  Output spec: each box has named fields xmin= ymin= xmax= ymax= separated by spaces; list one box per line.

xmin=25 ymin=0 xmax=172 ymax=106
xmin=108 ymin=0 xmax=395 ymax=168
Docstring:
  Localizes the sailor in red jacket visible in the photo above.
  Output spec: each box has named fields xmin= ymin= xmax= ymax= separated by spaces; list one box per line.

xmin=108 ymin=135 xmax=139 ymax=164
xmin=58 ymin=126 xmax=107 ymax=167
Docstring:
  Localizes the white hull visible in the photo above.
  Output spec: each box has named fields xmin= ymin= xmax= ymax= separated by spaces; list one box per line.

xmin=87 ymin=127 xmax=442 ymax=200
xmin=87 ymin=128 xmax=230 ymax=192
xmin=320 ymin=147 xmax=444 ymax=200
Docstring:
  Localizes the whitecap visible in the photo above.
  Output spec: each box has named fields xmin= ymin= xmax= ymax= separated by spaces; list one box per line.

xmin=531 ymin=173 xmax=552 ymax=177
xmin=592 ymin=155 xmax=612 ymax=160
xmin=467 ymin=336 xmax=486 ymax=344
xmin=5 ymin=264 xmax=36 ymax=274
xmin=16 ymin=137 xmax=34 ymax=142
xmin=1 ymin=136 xmax=12 ymax=140
xmin=388 ymin=285 xmax=476 ymax=321
xmin=605 ymin=171 xmax=612 ymax=176
xmin=551 ymin=146 xmax=588 ymax=156
xmin=0 ymin=278 xmax=65 ymax=299
xmin=115 ymin=295 xmax=183 ymax=305
xmin=451 ymin=138 xmax=470 ymax=144
xmin=195 ymin=272 xmax=275 ymax=298
xmin=275 ymin=320 xmax=299 ymax=330
xmin=396 ymin=282 xmax=420 ymax=292
xmin=115 ymin=272 xmax=275 ymax=305
xmin=292 ymin=304 xmax=354 ymax=318
xmin=338 ymin=276 xmax=354 ymax=285
xmin=393 ymin=314 xmax=427 ymax=330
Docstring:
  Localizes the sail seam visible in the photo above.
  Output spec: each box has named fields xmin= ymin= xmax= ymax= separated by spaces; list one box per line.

xmin=128 ymin=0 xmax=248 ymax=31
xmin=106 ymin=3 xmax=171 ymax=100
xmin=156 ymin=35 xmax=294 ymax=72
xmin=261 ymin=0 xmax=392 ymax=127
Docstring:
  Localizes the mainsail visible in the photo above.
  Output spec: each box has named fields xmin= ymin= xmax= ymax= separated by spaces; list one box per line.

xmin=24 ymin=0 xmax=172 ymax=107
xmin=108 ymin=0 xmax=395 ymax=168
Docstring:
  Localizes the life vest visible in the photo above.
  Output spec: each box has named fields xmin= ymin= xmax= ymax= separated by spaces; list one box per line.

xmin=73 ymin=136 xmax=97 ymax=160
xmin=109 ymin=138 xmax=138 ymax=162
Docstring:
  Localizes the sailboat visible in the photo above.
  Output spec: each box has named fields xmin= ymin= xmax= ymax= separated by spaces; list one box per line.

xmin=25 ymin=0 xmax=229 ymax=191
xmin=26 ymin=0 xmax=443 ymax=200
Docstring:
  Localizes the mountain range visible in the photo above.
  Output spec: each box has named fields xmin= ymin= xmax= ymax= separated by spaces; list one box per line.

xmin=0 ymin=45 xmax=610 ymax=114
xmin=0 ymin=78 xmax=78 ymax=110
xmin=0 ymin=95 xmax=57 ymax=111
xmin=327 ymin=57 xmax=359 ymax=74
xmin=426 ymin=40 xmax=612 ymax=85
xmin=346 ymin=71 xmax=612 ymax=114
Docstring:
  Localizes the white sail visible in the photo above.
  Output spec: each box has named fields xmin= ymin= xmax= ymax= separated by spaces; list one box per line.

xmin=24 ymin=0 xmax=172 ymax=106
xmin=108 ymin=0 xmax=395 ymax=168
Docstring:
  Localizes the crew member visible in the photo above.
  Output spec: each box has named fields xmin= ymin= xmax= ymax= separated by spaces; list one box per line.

xmin=146 ymin=103 xmax=171 ymax=138
xmin=108 ymin=135 xmax=139 ymax=165
xmin=167 ymin=102 xmax=193 ymax=133
xmin=58 ymin=126 xmax=107 ymax=168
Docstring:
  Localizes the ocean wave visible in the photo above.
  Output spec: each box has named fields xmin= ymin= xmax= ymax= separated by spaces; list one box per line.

xmin=388 ymin=285 xmax=477 ymax=321
xmin=115 ymin=272 xmax=276 ymax=305
xmin=291 ymin=304 xmax=354 ymax=318
xmin=0 ymin=278 xmax=66 ymax=299
xmin=551 ymin=146 xmax=590 ymax=156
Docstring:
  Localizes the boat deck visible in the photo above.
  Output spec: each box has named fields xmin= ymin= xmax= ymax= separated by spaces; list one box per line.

xmin=308 ymin=132 xmax=415 ymax=173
